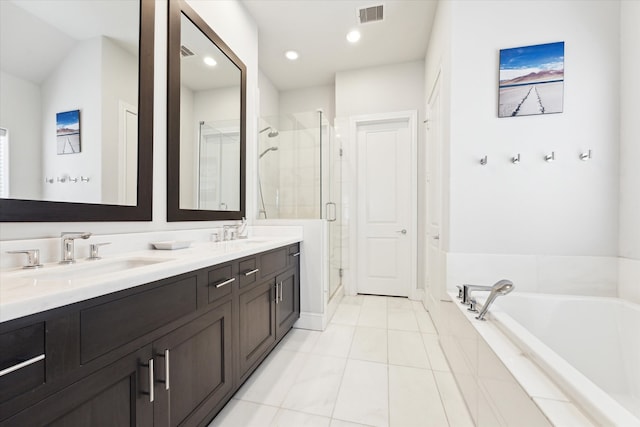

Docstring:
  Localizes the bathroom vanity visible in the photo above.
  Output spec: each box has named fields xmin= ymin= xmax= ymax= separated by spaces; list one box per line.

xmin=0 ymin=239 xmax=300 ymax=426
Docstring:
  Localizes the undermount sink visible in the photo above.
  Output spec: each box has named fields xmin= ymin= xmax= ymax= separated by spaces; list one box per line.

xmin=18 ymin=257 xmax=171 ymax=281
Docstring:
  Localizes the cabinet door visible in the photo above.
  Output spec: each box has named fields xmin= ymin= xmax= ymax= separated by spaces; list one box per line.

xmin=238 ymin=280 xmax=276 ymax=378
xmin=152 ymin=301 xmax=233 ymax=427
xmin=275 ymin=267 xmax=300 ymax=339
xmin=0 ymin=345 xmax=154 ymax=427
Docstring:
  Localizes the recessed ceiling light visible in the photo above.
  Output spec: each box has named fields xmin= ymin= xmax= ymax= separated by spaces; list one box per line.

xmin=203 ymin=56 xmax=217 ymax=66
xmin=285 ymin=50 xmax=299 ymax=60
xmin=346 ymin=30 xmax=361 ymax=43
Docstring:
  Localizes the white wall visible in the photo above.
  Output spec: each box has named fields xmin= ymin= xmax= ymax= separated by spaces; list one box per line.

xmin=448 ymin=0 xmax=620 ymax=257
xmin=280 ymin=84 xmax=335 ymax=124
xmin=42 ymin=37 xmax=103 ymax=204
xmin=258 ymin=69 xmax=279 ymax=120
xmin=101 ymin=37 xmax=138 ymax=204
xmin=619 ymin=0 xmax=640 ymax=303
xmin=0 ymin=0 xmax=259 ymax=240
xmin=335 ymin=60 xmax=427 ymax=293
xmin=0 ymin=71 xmax=42 ymax=199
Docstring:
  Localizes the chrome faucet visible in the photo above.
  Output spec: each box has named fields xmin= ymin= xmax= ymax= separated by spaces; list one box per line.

xmin=237 ymin=217 xmax=248 ymax=239
xmin=60 ymin=232 xmax=92 ymax=264
xmin=475 ymin=280 xmax=514 ymax=320
xmin=460 ymin=284 xmax=494 ymax=305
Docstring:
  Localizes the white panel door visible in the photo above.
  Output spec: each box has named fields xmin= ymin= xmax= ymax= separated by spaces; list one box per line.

xmin=357 ymin=118 xmax=413 ymax=297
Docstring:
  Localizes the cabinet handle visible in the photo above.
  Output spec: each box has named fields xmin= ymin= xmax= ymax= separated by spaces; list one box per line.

xmin=243 ymin=268 xmax=259 ymax=276
xmin=279 ymin=281 xmax=283 ymax=302
xmin=165 ymin=349 xmax=170 ymax=391
xmin=290 ymin=252 xmax=300 ymax=257
xmin=0 ymin=354 xmax=45 ymax=377
xmin=275 ymin=283 xmax=279 ymax=304
xmin=142 ymin=359 xmax=155 ymax=402
xmin=214 ymin=277 xmax=235 ymax=288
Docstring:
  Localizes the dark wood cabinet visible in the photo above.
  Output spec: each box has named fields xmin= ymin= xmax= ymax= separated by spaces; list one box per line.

xmin=153 ymin=301 xmax=233 ymax=427
xmin=275 ymin=266 xmax=299 ymax=339
xmin=0 ymin=243 xmax=300 ymax=427
xmin=238 ymin=279 xmax=277 ymax=378
xmin=1 ymin=345 xmax=154 ymax=427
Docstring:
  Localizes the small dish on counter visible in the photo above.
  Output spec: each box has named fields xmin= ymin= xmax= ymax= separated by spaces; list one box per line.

xmin=151 ymin=241 xmax=192 ymax=250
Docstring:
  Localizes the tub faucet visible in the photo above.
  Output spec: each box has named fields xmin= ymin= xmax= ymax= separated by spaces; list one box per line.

xmin=461 ymin=284 xmax=494 ymax=305
xmin=475 ymin=279 xmax=515 ymax=321
xmin=60 ymin=232 xmax=92 ymax=264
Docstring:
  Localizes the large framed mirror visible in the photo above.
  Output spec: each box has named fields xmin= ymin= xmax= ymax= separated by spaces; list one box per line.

xmin=0 ymin=0 xmax=154 ymax=222
xmin=167 ymin=0 xmax=246 ymax=221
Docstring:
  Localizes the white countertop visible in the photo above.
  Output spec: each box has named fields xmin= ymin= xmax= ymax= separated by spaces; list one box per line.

xmin=0 ymin=230 xmax=302 ymax=323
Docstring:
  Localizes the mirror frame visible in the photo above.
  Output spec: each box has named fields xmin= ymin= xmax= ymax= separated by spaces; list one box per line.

xmin=167 ymin=0 xmax=246 ymax=222
xmin=0 ymin=0 xmax=155 ymax=222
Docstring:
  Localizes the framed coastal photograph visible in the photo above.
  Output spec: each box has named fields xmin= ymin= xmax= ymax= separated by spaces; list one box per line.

xmin=56 ymin=109 xmax=81 ymax=154
xmin=498 ymin=41 xmax=564 ymax=118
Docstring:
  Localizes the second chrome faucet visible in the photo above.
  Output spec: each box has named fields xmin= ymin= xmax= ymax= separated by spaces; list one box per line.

xmin=60 ymin=232 xmax=92 ymax=264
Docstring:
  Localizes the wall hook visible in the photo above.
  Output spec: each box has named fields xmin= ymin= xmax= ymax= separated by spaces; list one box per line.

xmin=480 ymin=155 xmax=488 ymax=166
xmin=511 ymin=154 xmax=521 ymax=164
xmin=544 ymin=151 xmax=555 ymax=162
xmin=580 ymin=149 xmax=592 ymax=161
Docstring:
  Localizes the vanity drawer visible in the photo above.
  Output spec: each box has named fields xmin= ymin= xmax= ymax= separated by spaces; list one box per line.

xmin=80 ymin=276 xmax=197 ymax=363
xmin=258 ymin=247 xmax=288 ymax=279
xmin=287 ymin=244 xmax=300 ymax=266
xmin=238 ymin=257 xmax=259 ymax=289
xmin=0 ymin=323 xmax=45 ymax=403
xmin=206 ymin=263 xmax=235 ymax=304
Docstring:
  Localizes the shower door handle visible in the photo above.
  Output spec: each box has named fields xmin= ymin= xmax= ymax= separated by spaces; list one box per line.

xmin=325 ymin=202 xmax=337 ymax=222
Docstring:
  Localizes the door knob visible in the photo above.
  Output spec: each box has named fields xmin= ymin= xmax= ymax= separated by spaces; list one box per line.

xmin=396 ymin=229 xmax=407 ymax=234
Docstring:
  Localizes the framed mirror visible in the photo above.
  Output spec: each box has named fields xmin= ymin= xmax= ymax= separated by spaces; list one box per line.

xmin=0 ymin=0 xmax=154 ymax=222
xmin=167 ymin=0 xmax=246 ymax=221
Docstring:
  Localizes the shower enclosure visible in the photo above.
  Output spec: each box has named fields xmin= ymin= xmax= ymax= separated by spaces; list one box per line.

xmin=257 ymin=111 xmax=343 ymax=302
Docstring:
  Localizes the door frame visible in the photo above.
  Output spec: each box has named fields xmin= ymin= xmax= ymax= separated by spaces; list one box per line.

xmin=346 ymin=110 xmax=418 ymax=298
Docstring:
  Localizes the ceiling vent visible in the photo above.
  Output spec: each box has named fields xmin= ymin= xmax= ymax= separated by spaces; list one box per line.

xmin=180 ymin=45 xmax=195 ymax=57
xmin=358 ymin=5 xmax=384 ymax=24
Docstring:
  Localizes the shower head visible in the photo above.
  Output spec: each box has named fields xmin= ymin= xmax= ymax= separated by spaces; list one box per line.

xmin=491 ymin=279 xmax=514 ymax=295
xmin=259 ymin=146 xmax=279 ymax=159
xmin=259 ymin=126 xmax=279 ymax=138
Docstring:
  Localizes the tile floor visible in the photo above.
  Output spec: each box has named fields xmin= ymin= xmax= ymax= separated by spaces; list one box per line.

xmin=209 ymin=295 xmax=474 ymax=427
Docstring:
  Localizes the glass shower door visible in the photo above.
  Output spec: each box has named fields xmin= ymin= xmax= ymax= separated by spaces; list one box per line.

xmin=326 ymin=122 xmax=342 ymax=299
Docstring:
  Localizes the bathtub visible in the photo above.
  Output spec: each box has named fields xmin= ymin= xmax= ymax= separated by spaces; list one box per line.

xmin=482 ymin=293 xmax=640 ymax=426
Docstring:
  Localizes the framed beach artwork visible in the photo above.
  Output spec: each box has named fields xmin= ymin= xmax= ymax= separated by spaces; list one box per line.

xmin=56 ymin=109 xmax=81 ymax=154
xmin=498 ymin=41 xmax=564 ymax=118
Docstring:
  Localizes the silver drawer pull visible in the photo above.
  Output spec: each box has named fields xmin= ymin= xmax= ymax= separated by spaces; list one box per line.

xmin=214 ymin=277 xmax=236 ymax=288
xmin=0 ymin=354 xmax=45 ymax=377
xmin=243 ymin=268 xmax=259 ymax=277
xmin=291 ymin=252 xmax=300 ymax=257
xmin=165 ymin=349 xmax=170 ymax=391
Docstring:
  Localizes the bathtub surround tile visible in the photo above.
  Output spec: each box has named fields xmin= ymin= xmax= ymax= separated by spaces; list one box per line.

xmin=537 ymin=255 xmax=618 ymax=297
xmin=281 ymin=354 xmax=346 ymax=417
xmin=432 ymin=371 xmax=475 ymax=427
xmin=388 ymin=365 xmax=449 ymax=427
xmin=388 ymin=330 xmax=430 ymax=369
xmin=332 ymin=359 xmax=389 ymax=427
xmin=532 ymin=398 xmax=597 ymax=427
xmin=209 ymin=399 xmax=279 ymax=427
xmin=619 ymin=257 xmax=640 ymax=304
xmin=349 ymin=326 xmax=388 ymax=363
xmin=422 ymin=333 xmax=451 ymax=372
xmin=446 ymin=253 xmax=538 ymax=294
xmin=479 ymin=378 xmax=553 ymax=427
xmin=415 ymin=310 xmax=438 ymax=334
